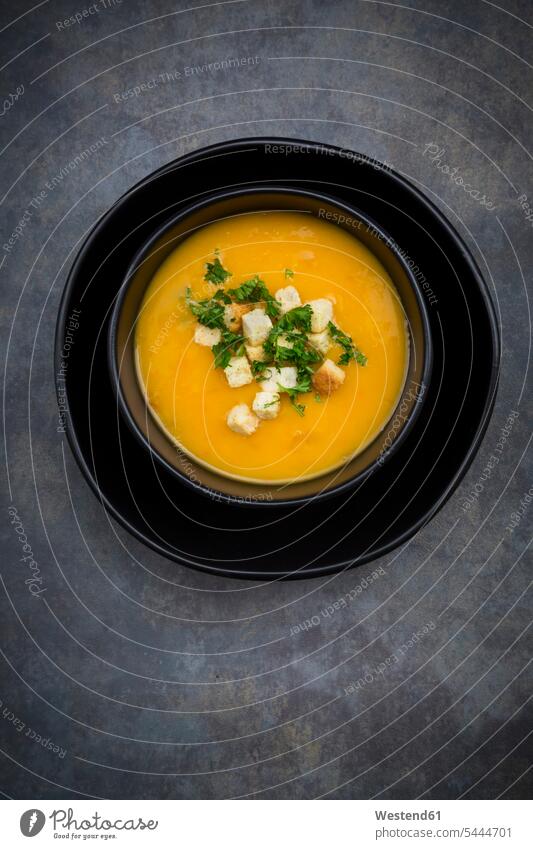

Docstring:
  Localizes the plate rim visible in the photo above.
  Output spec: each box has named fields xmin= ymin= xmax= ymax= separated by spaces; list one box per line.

xmin=55 ymin=136 xmax=501 ymax=580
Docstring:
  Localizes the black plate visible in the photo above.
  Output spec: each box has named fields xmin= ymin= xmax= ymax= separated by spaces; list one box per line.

xmin=56 ymin=137 xmax=500 ymax=580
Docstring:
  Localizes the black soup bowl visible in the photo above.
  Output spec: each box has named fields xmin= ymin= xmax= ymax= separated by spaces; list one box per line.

xmin=108 ymin=186 xmax=433 ymax=506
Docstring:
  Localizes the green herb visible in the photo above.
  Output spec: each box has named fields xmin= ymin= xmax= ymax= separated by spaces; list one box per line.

xmin=263 ymin=396 xmax=280 ymax=408
xmin=212 ymin=288 xmax=232 ymax=304
xmin=186 ymin=288 xmax=225 ymax=329
xmin=264 ymin=329 xmax=320 ymax=369
xmin=277 ymin=384 xmax=306 ymax=416
xmin=256 ymin=305 xmax=321 ymax=414
xmin=328 ymin=322 xmax=367 ymax=366
xmin=291 ymin=399 xmax=306 ymax=416
xmin=186 ymin=259 xmax=365 ymax=417
xmin=276 ymin=304 xmax=313 ymax=333
xmin=204 ymin=256 xmax=231 ymax=285
xmin=276 ymin=372 xmax=314 ymax=416
xmin=228 ymin=275 xmax=281 ymax=319
xmin=263 ymin=306 xmax=313 ymax=359
xmin=251 ymin=359 xmax=270 ymax=378
xmin=211 ymin=329 xmax=245 ymax=369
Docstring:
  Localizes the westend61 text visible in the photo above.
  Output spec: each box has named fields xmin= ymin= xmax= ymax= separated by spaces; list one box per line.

xmin=375 ymin=810 xmax=441 ymax=820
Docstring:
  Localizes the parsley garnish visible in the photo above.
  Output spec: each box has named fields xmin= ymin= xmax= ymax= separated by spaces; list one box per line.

xmin=277 ymin=384 xmax=306 ymax=416
xmin=258 ymin=305 xmax=321 ymax=414
xmin=263 ymin=396 xmax=280 ymax=409
xmin=276 ymin=304 xmax=313 ymax=333
xmin=328 ymin=322 xmax=367 ymax=366
xmin=186 ymin=285 xmax=243 ymax=367
xmin=212 ymin=329 xmax=245 ymax=369
xmin=212 ymin=288 xmax=232 ymax=304
xmin=186 ymin=255 xmax=368 ymax=415
xmin=228 ymin=275 xmax=281 ymax=320
xmin=251 ymin=359 xmax=269 ymax=378
xmin=263 ymin=306 xmax=314 ymax=360
xmin=276 ymin=372 xmax=313 ymax=416
xmin=186 ymin=288 xmax=225 ymax=329
xmin=204 ymin=256 xmax=231 ymax=285
xmin=263 ymin=306 xmax=319 ymax=368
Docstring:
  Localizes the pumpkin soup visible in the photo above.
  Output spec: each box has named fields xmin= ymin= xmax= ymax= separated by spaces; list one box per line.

xmin=135 ymin=211 xmax=408 ymax=484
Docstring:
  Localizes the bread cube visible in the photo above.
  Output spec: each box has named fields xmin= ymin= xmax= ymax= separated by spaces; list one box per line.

xmin=194 ymin=323 xmax=221 ymax=347
xmin=223 ymin=302 xmax=252 ymax=331
xmin=275 ymin=285 xmax=301 ymax=315
xmin=312 ymin=358 xmax=345 ymax=395
xmin=253 ymin=391 xmax=280 ymax=420
xmin=259 ymin=367 xmax=280 ymax=393
xmin=227 ymin=404 xmax=259 ymax=435
xmin=308 ymin=329 xmax=330 ymax=356
xmin=224 ymin=356 xmax=253 ymax=388
xmin=242 ymin=308 xmax=273 ymax=346
xmin=305 ymin=298 xmax=333 ymax=333
xmin=279 ymin=366 xmax=298 ymax=389
xmin=260 ymin=366 xmax=298 ymax=392
xmin=245 ymin=344 xmax=267 ymax=363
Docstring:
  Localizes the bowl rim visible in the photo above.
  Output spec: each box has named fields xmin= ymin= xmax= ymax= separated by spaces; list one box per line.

xmin=54 ymin=135 xmax=501 ymax=577
xmin=107 ymin=183 xmax=433 ymax=506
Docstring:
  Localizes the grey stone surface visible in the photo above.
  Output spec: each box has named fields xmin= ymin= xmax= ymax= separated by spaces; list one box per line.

xmin=0 ymin=0 xmax=531 ymax=800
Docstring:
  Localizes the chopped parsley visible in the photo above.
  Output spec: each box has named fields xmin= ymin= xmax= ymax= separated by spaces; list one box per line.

xmin=211 ymin=288 xmax=232 ymax=304
xmin=186 ymin=288 xmax=225 ymax=329
xmin=328 ymin=322 xmax=367 ymax=366
xmin=186 ymin=286 xmax=243 ymax=367
xmin=277 ymin=384 xmax=306 ymax=416
xmin=212 ymin=329 xmax=245 ymax=369
xmin=251 ymin=359 xmax=270 ymax=378
xmin=274 ymin=365 xmax=315 ymax=416
xmin=204 ymin=256 xmax=231 ymax=285
xmin=263 ymin=307 xmax=319 ymax=379
xmin=228 ymin=275 xmax=281 ymax=320
xmin=185 ymin=254 xmax=368 ymax=413
xmin=276 ymin=304 xmax=313 ymax=334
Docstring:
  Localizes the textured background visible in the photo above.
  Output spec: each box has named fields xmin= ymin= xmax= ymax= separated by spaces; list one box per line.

xmin=0 ymin=0 xmax=531 ymax=800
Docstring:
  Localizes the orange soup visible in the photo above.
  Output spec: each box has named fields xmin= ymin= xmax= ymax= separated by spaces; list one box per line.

xmin=135 ymin=211 xmax=408 ymax=483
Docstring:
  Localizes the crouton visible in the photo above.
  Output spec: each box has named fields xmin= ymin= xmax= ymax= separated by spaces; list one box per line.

xmin=253 ymin=391 xmax=280 ymax=420
xmin=242 ymin=308 xmax=273 ymax=346
xmin=275 ymin=285 xmax=301 ymax=315
xmin=224 ymin=356 xmax=253 ymax=388
xmin=226 ymin=404 xmax=259 ymax=435
xmin=279 ymin=366 xmax=298 ymax=389
xmin=308 ymin=329 xmax=330 ymax=356
xmin=193 ymin=323 xmax=221 ymax=347
xmin=278 ymin=366 xmax=298 ymax=389
xmin=312 ymin=359 xmax=345 ymax=395
xmin=260 ymin=366 xmax=298 ymax=393
xmin=245 ymin=344 xmax=267 ymax=363
xmin=259 ymin=367 xmax=280 ymax=392
xmin=223 ymin=302 xmax=252 ymax=331
xmin=305 ymin=298 xmax=333 ymax=333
